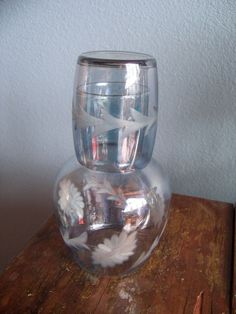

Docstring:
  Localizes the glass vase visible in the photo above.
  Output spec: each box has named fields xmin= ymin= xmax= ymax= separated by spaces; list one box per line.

xmin=53 ymin=51 xmax=171 ymax=276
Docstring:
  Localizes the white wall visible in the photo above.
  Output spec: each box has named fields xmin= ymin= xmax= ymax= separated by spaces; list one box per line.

xmin=0 ymin=0 xmax=235 ymax=271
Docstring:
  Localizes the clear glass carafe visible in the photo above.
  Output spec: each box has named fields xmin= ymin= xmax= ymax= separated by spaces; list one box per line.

xmin=54 ymin=51 xmax=171 ymax=276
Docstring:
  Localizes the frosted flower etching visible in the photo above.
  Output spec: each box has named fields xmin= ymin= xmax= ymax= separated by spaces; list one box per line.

xmin=58 ymin=179 xmax=84 ymax=224
xmin=92 ymin=231 xmax=137 ymax=268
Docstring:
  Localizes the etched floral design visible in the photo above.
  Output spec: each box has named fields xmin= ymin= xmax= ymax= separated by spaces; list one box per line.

xmin=58 ymin=179 xmax=84 ymax=222
xmin=63 ymin=231 xmax=89 ymax=250
xmin=73 ymin=105 xmax=157 ymax=138
xmin=84 ymin=176 xmax=124 ymax=203
xmin=84 ymin=177 xmax=113 ymax=194
xmin=92 ymin=230 xmax=137 ymax=268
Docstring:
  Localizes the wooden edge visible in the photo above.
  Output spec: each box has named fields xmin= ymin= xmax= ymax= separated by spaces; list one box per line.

xmin=172 ymin=192 xmax=234 ymax=206
xmin=232 ymin=204 xmax=236 ymax=313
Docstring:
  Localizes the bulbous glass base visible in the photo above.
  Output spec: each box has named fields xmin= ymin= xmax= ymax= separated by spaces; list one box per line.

xmin=53 ymin=157 xmax=171 ymax=276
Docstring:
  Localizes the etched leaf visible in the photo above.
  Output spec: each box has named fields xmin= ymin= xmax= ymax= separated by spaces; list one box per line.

xmin=73 ymin=106 xmax=116 ymax=136
xmin=73 ymin=106 xmax=104 ymax=130
xmin=92 ymin=230 xmax=137 ymax=267
xmin=84 ymin=177 xmax=114 ymax=194
xmin=63 ymin=231 xmax=89 ymax=250
xmin=101 ymin=108 xmax=142 ymax=138
xmin=130 ymin=107 xmax=156 ymax=134
xmin=73 ymin=105 xmax=157 ymax=138
xmin=84 ymin=177 xmax=124 ymax=203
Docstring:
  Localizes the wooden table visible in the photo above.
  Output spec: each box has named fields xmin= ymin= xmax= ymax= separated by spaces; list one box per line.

xmin=0 ymin=194 xmax=235 ymax=314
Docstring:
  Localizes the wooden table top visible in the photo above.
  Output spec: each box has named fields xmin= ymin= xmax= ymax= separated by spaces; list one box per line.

xmin=0 ymin=194 xmax=235 ymax=314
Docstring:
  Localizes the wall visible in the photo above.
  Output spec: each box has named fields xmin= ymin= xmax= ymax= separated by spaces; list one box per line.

xmin=0 ymin=0 xmax=235 ymax=271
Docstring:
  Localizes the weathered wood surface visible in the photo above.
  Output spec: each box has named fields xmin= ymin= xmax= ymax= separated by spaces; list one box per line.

xmin=0 ymin=194 xmax=234 ymax=314
xmin=232 ymin=203 xmax=236 ymax=313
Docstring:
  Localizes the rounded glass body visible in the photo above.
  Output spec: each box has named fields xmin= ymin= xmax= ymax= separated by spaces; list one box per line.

xmin=54 ymin=51 xmax=171 ymax=276
xmin=54 ymin=157 xmax=171 ymax=276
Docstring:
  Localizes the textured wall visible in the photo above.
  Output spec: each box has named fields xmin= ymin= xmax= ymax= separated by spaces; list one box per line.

xmin=0 ymin=0 xmax=235 ymax=271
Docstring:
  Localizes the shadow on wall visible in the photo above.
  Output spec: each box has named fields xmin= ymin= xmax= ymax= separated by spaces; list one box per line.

xmin=0 ymin=175 xmax=54 ymax=273
xmin=1 ymin=96 xmax=61 ymax=272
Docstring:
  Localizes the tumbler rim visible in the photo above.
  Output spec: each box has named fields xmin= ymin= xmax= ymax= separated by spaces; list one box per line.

xmin=78 ymin=50 xmax=156 ymax=68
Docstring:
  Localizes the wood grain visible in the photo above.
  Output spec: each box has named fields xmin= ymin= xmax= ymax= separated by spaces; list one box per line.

xmin=0 ymin=194 xmax=234 ymax=314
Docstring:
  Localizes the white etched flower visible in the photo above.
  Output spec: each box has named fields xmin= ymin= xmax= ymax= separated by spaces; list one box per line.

xmin=92 ymin=230 xmax=137 ymax=268
xmin=58 ymin=179 xmax=84 ymax=220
